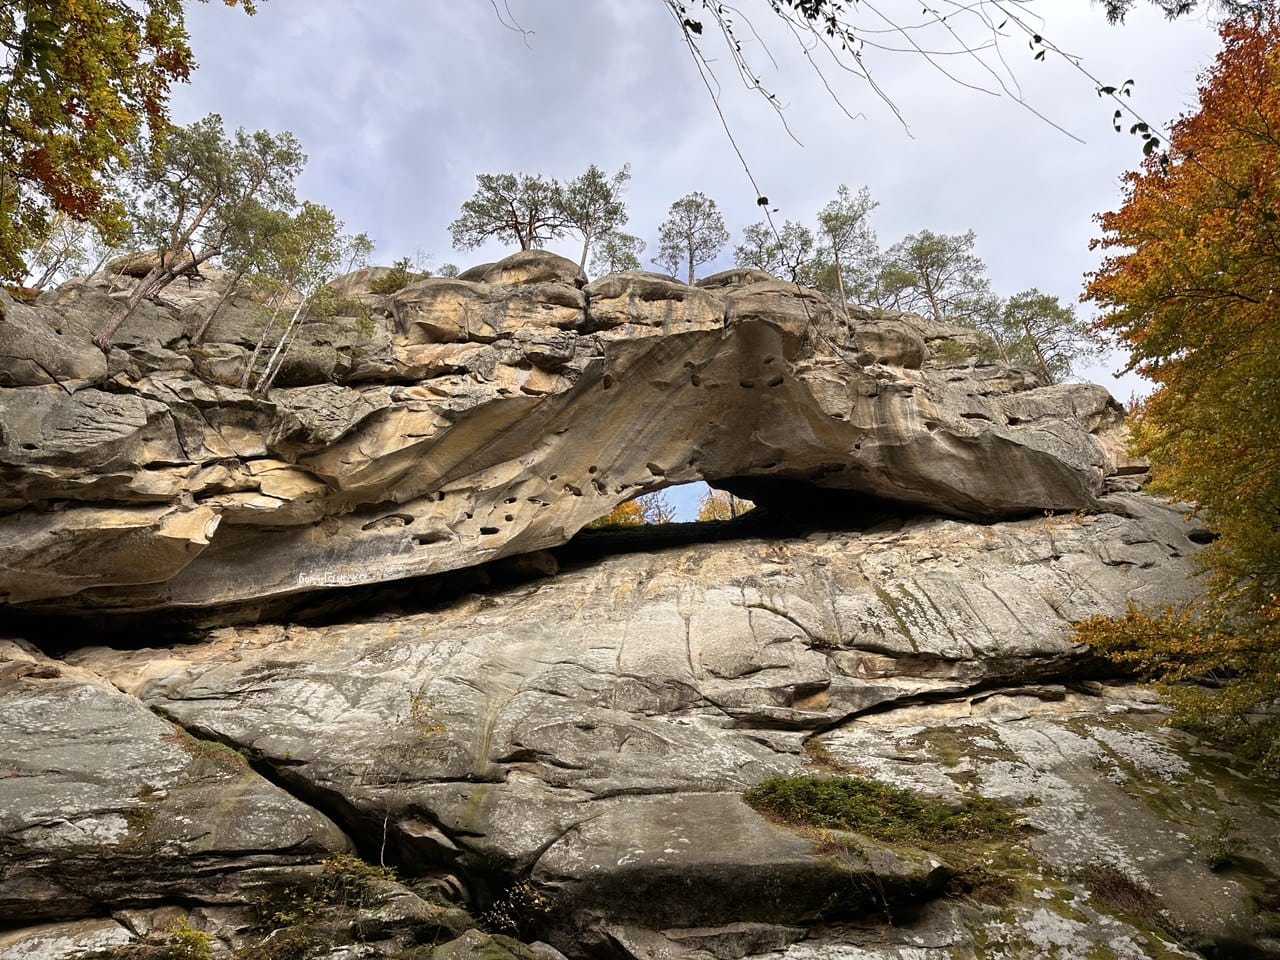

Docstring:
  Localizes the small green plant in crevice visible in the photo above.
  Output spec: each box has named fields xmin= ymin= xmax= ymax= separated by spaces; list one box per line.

xmin=1205 ymin=816 xmax=1249 ymax=871
xmin=481 ymin=879 xmax=550 ymax=940
xmin=744 ymin=774 xmax=1016 ymax=848
xmin=928 ymin=338 xmax=971 ymax=365
xmin=802 ymin=737 xmax=872 ymax=775
xmin=163 ymin=920 xmax=215 ymax=960
xmin=237 ymin=854 xmax=398 ymax=960
xmin=163 ymin=726 xmax=249 ymax=773
xmin=69 ymin=917 xmax=215 ymax=960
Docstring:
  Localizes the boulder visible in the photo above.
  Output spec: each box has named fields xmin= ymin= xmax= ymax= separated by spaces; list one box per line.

xmin=697 ymin=267 xmax=776 ymax=290
xmin=585 ymin=271 xmax=724 ymax=334
xmin=0 ymin=640 xmax=352 ymax=922
xmin=0 ymin=290 xmax=107 ymax=388
xmin=392 ymin=278 xmax=587 ymax=344
xmin=327 ymin=265 xmax=396 ymax=298
xmin=464 ymin=249 xmax=587 ymax=288
xmin=847 ymin=316 xmax=927 ymax=368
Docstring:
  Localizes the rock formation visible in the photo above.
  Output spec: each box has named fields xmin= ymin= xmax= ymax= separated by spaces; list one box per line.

xmin=0 ymin=251 xmax=1132 ymax=615
xmin=1 ymin=252 xmax=1275 ymax=960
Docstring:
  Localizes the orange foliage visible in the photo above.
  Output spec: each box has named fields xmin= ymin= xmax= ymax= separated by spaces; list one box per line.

xmin=1085 ymin=12 xmax=1280 ymax=597
xmin=1082 ymin=13 xmax=1280 ymax=772
xmin=0 ymin=1 xmax=257 ymax=279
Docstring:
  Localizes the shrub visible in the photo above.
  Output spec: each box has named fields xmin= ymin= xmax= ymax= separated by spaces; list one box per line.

xmin=1075 ymin=600 xmax=1280 ymax=775
xmin=743 ymin=773 xmax=1014 ymax=847
xmin=369 ymin=257 xmax=428 ymax=295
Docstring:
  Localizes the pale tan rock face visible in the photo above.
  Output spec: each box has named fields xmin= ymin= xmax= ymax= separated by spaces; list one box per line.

xmin=0 ymin=250 xmax=1128 ymax=611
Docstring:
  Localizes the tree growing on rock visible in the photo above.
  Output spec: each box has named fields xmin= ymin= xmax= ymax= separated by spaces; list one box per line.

xmin=449 ymin=173 xmax=569 ymax=252
xmin=817 ymin=184 xmax=878 ymax=312
xmin=734 ymin=220 xmax=820 ymax=286
xmin=368 ymin=255 xmax=429 ymax=295
xmin=995 ymin=289 xmax=1101 ymax=384
xmin=591 ymin=230 xmax=645 ymax=276
xmin=869 ymin=229 xmax=997 ymax=326
xmin=239 ymin=201 xmax=353 ymax=393
xmin=559 ymin=163 xmax=631 ymax=270
xmin=653 ymin=192 xmax=729 ymax=285
xmin=0 ymin=0 xmax=259 ymax=282
xmin=1081 ymin=11 xmax=1280 ymax=771
xmin=92 ymin=114 xmax=304 ymax=348
xmin=189 ymin=199 xmax=290 ymax=341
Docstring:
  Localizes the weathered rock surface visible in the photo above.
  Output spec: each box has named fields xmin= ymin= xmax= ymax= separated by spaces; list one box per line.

xmin=0 ymin=251 xmax=1132 ymax=612
xmin=0 ymin=639 xmax=351 ymax=922
xmin=2 ymin=249 xmax=1269 ymax=960
xmin=16 ymin=495 xmax=1220 ymax=957
xmin=813 ymin=686 xmax=1280 ymax=956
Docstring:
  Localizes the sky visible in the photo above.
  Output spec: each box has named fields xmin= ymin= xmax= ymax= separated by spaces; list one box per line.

xmin=170 ymin=1 xmax=1224 ymax=518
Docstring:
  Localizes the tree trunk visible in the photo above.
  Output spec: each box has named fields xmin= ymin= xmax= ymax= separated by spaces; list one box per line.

xmin=240 ymin=292 xmax=286 ymax=389
xmin=831 ymin=249 xmax=851 ymax=329
xmin=255 ymin=296 xmax=308 ymax=394
xmin=579 ymin=233 xmax=590 ymax=271
xmin=92 ymin=190 xmax=221 ymax=348
xmin=33 ymin=253 xmax=66 ymax=290
xmin=1022 ymin=318 xmax=1055 ymax=384
xmin=94 ymin=261 xmax=168 ymax=348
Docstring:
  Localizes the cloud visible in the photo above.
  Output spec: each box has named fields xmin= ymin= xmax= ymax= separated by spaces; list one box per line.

xmin=173 ymin=0 xmax=1220 ymax=399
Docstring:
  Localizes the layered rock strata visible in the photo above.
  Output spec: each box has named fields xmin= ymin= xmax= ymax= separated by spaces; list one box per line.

xmin=0 ymin=251 xmax=1131 ymax=612
xmin=4 ymin=496 xmax=1275 ymax=958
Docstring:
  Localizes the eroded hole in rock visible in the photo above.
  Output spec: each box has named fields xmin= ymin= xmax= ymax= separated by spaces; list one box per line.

xmin=361 ymin=513 xmax=414 ymax=532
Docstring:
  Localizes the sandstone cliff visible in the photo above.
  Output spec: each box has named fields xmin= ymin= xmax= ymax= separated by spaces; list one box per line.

xmin=0 ymin=253 xmax=1131 ymax=615
xmin=1 ymin=254 xmax=1275 ymax=960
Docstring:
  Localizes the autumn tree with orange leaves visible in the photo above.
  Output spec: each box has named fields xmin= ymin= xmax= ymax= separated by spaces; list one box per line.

xmin=1080 ymin=12 xmax=1280 ymax=772
xmin=0 ymin=1 xmax=258 ymax=281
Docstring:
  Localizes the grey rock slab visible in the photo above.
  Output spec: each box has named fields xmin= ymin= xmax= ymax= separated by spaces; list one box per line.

xmin=66 ymin=504 xmax=1203 ymax=918
xmin=0 ymin=919 xmax=134 ymax=960
xmin=0 ymin=290 xmax=107 ymax=389
xmin=813 ymin=686 xmax=1280 ymax=953
xmin=738 ymin=891 xmax=1199 ymax=959
xmin=0 ymin=640 xmax=352 ymax=922
xmin=533 ymin=792 xmax=947 ymax=942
